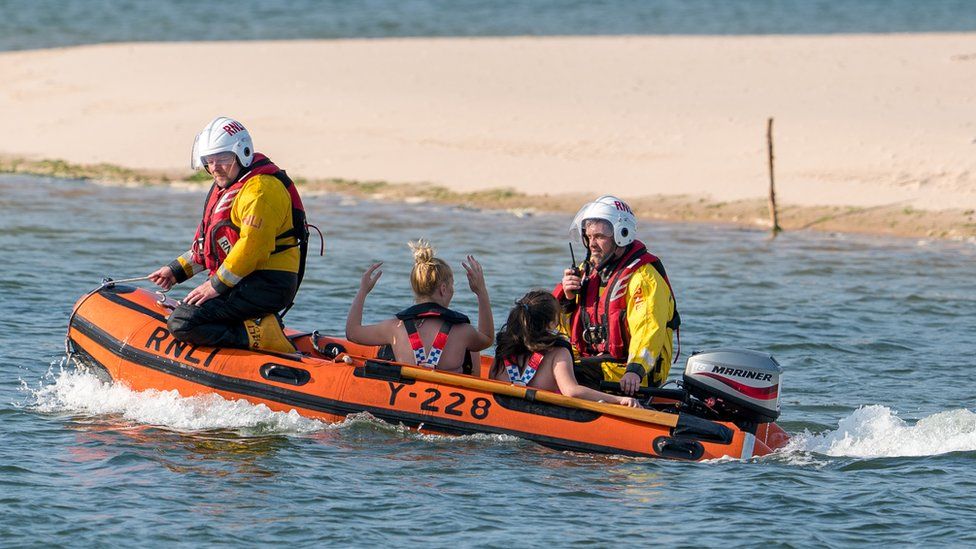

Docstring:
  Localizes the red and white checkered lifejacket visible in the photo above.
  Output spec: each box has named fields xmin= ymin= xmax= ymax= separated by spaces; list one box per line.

xmin=502 ymin=352 xmax=545 ymax=386
xmin=395 ymin=303 xmax=470 ymax=369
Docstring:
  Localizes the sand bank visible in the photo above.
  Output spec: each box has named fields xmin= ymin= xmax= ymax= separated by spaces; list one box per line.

xmin=1 ymin=35 xmax=975 ymax=237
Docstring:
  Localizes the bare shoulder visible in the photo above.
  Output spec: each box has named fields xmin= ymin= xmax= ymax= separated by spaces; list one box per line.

xmin=373 ymin=318 xmax=401 ymax=338
xmin=378 ymin=317 xmax=400 ymax=328
xmin=547 ymin=345 xmax=573 ymax=365
xmin=455 ymin=322 xmax=481 ymax=339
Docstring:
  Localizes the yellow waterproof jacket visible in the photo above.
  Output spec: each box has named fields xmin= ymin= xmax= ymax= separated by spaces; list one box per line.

xmin=606 ymin=262 xmax=675 ymax=386
xmin=556 ymin=242 xmax=677 ymax=387
xmin=171 ymin=173 xmax=299 ymax=293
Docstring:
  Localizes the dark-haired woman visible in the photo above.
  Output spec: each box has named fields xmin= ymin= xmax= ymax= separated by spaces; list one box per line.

xmin=490 ymin=290 xmax=640 ymax=407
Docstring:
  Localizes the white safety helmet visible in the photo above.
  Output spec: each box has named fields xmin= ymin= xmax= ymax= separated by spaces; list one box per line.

xmin=570 ymin=195 xmax=638 ymax=247
xmin=190 ymin=116 xmax=254 ymax=170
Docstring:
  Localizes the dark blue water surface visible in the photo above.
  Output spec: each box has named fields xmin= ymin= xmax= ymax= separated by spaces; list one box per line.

xmin=1 ymin=0 xmax=975 ymax=51
xmin=1 ymin=174 xmax=975 ymax=546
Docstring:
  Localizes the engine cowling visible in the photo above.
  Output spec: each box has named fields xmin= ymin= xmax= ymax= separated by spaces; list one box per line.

xmin=682 ymin=349 xmax=782 ymax=423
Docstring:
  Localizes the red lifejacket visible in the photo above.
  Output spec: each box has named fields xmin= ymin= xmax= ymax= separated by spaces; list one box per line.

xmin=563 ymin=240 xmax=680 ymax=363
xmin=191 ymin=153 xmax=308 ymax=276
xmin=395 ymin=303 xmax=471 ymax=370
xmin=502 ymin=352 xmax=545 ymax=386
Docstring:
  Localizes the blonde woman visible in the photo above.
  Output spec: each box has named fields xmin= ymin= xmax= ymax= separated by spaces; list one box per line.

xmin=346 ymin=240 xmax=493 ymax=375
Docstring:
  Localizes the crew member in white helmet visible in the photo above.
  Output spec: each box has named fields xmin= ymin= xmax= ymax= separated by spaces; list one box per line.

xmin=148 ymin=116 xmax=308 ymax=353
xmin=554 ymin=195 xmax=680 ymax=393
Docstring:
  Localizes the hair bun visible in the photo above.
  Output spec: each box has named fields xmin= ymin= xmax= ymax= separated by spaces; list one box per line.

xmin=408 ymin=239 xmax=452 ymax=297
xmin=409 ymin=239 xmax=435 ymax=265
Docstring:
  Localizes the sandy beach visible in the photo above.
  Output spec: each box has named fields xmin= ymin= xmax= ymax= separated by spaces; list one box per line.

xmin=1 ymin=34 xmax=975 ymax=237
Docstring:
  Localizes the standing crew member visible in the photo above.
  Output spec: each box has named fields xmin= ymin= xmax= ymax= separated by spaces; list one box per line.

xmin=148 ymin=116 xmax=308 ymax=353
xmin=554 ymin=195 xmax=679 ymax=394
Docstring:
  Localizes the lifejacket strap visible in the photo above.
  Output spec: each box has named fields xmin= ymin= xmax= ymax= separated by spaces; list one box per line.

xmin=403 ymin=318 xmax=452 ymax=368
xmin=504 ymin=352 xmax=544 ymax=386
xmin=272 ymin=241 xmax=300 ymax=254
xmin=673 ymin=328 xmax=681 ymax=364
xmin=271 ymin=224 xmax=304 ymax=255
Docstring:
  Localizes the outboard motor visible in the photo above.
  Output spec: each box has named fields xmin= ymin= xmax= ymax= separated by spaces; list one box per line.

xmin=682 ymin=349 xmax=782 ymax=423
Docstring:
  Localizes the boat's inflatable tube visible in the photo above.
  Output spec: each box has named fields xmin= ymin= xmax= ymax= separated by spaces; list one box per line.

xmin=66 ymin=286 xmax=790 ymax=461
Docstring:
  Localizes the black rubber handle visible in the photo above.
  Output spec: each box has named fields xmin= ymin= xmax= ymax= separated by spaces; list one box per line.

xmin=599 ymin=381 xmax=688 ymax=401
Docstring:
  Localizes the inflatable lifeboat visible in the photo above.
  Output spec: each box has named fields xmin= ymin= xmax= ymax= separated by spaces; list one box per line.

xmin=66 ymin=284 xmax=790 ymax=461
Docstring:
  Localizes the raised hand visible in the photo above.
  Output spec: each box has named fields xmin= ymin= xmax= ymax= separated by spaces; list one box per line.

xmin=462 ymin=255 xmax=487 ymax=296
xmin=359 ymin=262 xmax=383 ymax=295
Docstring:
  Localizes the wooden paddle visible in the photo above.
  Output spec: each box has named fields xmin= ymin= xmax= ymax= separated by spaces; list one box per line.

xmin=349 ymin=356 xmax=679 ymax=428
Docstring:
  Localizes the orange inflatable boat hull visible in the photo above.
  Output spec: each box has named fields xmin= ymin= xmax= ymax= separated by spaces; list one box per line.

xmin=66 ymin=286 xmax=789 ymax=461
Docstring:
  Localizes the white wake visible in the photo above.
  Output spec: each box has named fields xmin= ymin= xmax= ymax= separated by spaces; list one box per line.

xmin=24 ymin=364 xmax=519 ymax=445
xmin=27 ymin=363 xmax=330 ymax=434
xmin=786 ymin=404 xmax=976 ymax=458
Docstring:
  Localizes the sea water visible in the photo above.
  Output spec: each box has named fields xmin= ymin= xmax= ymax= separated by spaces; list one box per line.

xmin=1 ymin=0 xmax=976 ymax=51
xmin=2 ymin=175 xmax=975 ymax=546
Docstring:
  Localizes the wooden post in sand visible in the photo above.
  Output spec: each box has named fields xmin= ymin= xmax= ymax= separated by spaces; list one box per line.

xmin=766 ymin=117 xmax=783 ymax=236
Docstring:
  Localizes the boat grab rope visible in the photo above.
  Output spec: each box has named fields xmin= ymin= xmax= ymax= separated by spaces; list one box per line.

xmin=64 ymin=276 xmax=164 ymax=359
